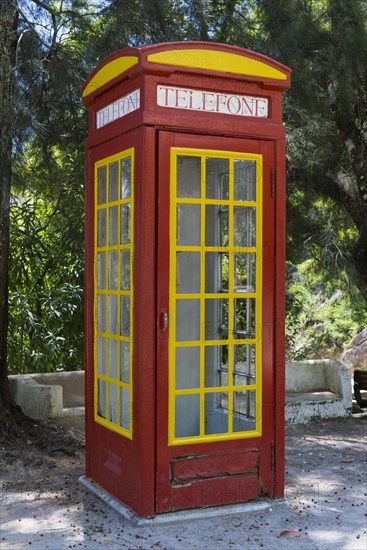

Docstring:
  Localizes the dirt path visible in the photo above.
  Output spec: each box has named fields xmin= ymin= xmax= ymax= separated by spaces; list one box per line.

xmin=1 ymin=417 xmax=366 ymax=549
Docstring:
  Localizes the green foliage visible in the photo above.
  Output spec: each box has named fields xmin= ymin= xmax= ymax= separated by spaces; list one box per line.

xmin=4 ymin=0 xmax=367 ymax=376
xmin=286 ymin=259 xmax=367 ymax=360
xmin=286 ymin=187 xmax=365 ymax=359
xmin=6 ymin=0 xmax=91 ymax=374
xmin=8 ymin=186 xmax=84 ymax=374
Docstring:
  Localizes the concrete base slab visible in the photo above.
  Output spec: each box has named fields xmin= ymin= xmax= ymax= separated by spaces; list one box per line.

xmin=79 ymin=475 xmax=272 ymax=526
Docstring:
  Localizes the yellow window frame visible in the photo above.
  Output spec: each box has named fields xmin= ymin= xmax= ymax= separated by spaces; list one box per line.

xmin=169 ymin=147 xmax=263 ymax=446
xmin=94 ymin=148 xmax=134 ymax=438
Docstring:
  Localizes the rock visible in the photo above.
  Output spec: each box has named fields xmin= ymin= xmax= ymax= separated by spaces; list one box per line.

xmin=346 ymin=328 xmax=367 ymax=349
xmin=340 ymin=328 xmax=367 ymax=373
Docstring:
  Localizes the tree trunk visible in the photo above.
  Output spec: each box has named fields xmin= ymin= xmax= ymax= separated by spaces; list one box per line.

xmin=0 ymin=1 xmax=19 ymax=422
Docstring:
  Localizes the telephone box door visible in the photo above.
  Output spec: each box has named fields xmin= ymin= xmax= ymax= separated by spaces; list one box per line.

xmin=156 ymin=131 xmax=277 ymax=513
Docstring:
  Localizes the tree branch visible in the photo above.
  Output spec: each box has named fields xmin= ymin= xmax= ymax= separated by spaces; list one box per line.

xmin=288 ymin=162 xmax=367 ymax=233
xmin=17 ymin=6 xmax=50 ymax=49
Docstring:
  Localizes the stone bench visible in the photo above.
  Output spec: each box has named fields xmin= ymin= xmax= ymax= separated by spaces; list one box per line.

xmin=9 ymin=371 xmax=84 ymax=421
xmin=8 ymin=375 xmax=63 ymax=420
xmin=285 ymin=360 xmax=352 ymax=424
xmin=9 ymin=362 xmax=352 ymax=425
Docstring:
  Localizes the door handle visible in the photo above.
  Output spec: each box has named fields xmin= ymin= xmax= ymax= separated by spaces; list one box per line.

xmin=161 ymin=311 xmax=168 ymax=332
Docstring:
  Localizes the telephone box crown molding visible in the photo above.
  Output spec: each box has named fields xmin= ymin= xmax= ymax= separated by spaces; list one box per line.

xmin=82 ymin=42 xmax=291 ymax=104
xmin=143 ymin=42 xmax=290 ymax=86
xmin=82 ymin=49 xmax=141 ymax=103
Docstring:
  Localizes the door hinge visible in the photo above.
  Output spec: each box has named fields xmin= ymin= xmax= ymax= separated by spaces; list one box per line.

xmin=271 ymin=442 xmax=275 ymax=471
xmin=161 ymin=310 xmax=168 ymax=332
xmin=271 ymin=168 xmax=276 ymax=198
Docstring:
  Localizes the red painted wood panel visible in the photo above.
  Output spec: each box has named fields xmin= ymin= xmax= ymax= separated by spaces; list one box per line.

xmin=171 ymin=449 xmax=259 ymax=482
xmin=170 ymin=475 xmax=260 ymax=511
xmin=84 ymin=126 xmax=157 ymax=518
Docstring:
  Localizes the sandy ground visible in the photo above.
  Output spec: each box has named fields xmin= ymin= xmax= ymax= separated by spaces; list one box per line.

xmin=1 ymin=416 xmax=366 ymax=549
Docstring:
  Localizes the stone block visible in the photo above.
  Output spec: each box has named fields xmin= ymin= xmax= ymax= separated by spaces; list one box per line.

xmin=9 ymin=376 xmax=63 ymax=420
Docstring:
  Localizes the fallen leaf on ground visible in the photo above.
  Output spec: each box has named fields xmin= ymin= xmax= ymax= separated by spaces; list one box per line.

xmin=341 ymin=458 xmax=354 ymax=463
xmin=278 ymin=530 xmax=301 ymax=538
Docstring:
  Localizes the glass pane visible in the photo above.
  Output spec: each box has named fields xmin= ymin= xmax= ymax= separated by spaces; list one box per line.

xmin=108 ymin=250 xmax=118 ymax=290
xmin=205 ymin=252 xmax=229 ymax=293
xmin=233 ymin=344 xmax=256 ymax=386
xmin=120 ymin=249 xmax=130 ymax=290
xmin=176 ymin=204 xmax=200 ymax=246
xmin=121 ymin=157 xmax=131 ymax=199
xmin=206 ymin=158 xmax=229 ymax=200
xmin=205 ymin=299 xmax=228 ymax=340
xmin=97 ymin=379 xmax=106 ymax=418
xmin=120 ymin=204 xmax=131 ymax=244
xmin=233 ymin=390 xmax=256 ymax=432
xmin=108 ymin=339 xmax=118 ymax=379
xmin=204 ymin=345 xmax=228 ymax=388
xmin=175 ymin=394 xmax=200 ymax=438
xmin=108 ymin=294 xmax=118 ymax=335
xmin=120 ymin=386 xmax=131 ymax=431
xmin=120 ymin=342 xmax=130 ymax=383
xmin=120 ymin=296 xmax=130 ymax=337
xmin=234 ymin=253 xmax=256 ymax=292
xmin=234 ymin=160 xmax=256 ymax=201
xmin=108 ymin=382 xmax=118 ymax=423
xmin=176 ymin=252 xmax=200 ymax=294
xmin=205 ymin=205 xmax=228 ymax=247
xmin=97 ymin=251 xmax=106 ymax=289
xmin=177 ymin=156 xmax=201 ymax=198
xmin=97 ymin=337 xmax=106 ymax=375
xmin=97 ymin=209 xmax=106 ymax=246
xmin=97 ymin=294 xmax=106 ymax=332
xmin=234 ymin=298 xmax=256 ymax=339
xmin=175 ymin=347 xmax=200 ymax=389
xmin=109 ymin=206 xmax=118 ymax=246
xmin=204 ymin=392 xmax=228 ymax=435
xmin=109 ymin=162 xmax=118 ymax=202
xmin=234 ymin=207 xmax=256 ymax=247
xmin=176 ymin=299 xmax=200 ymax=342
xmin=97 ymin=166 xmax=107 ymax=205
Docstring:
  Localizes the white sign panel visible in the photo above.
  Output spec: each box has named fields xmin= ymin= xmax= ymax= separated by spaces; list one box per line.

xmin=157 ymin=85 xmax=268 ymax=118
xmin=96 ymin=89 xmax=140 ymax=129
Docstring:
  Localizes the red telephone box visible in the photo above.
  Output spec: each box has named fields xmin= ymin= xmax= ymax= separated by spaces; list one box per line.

xmin=82 ymin=42 xmax=290 ymax=518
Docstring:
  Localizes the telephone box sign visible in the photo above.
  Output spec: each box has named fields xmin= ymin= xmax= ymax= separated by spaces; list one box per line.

xmin=157 ymin=85 xmax=268 ymax=118
xmin=96 ymin=88 xmax=140 ymax=129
